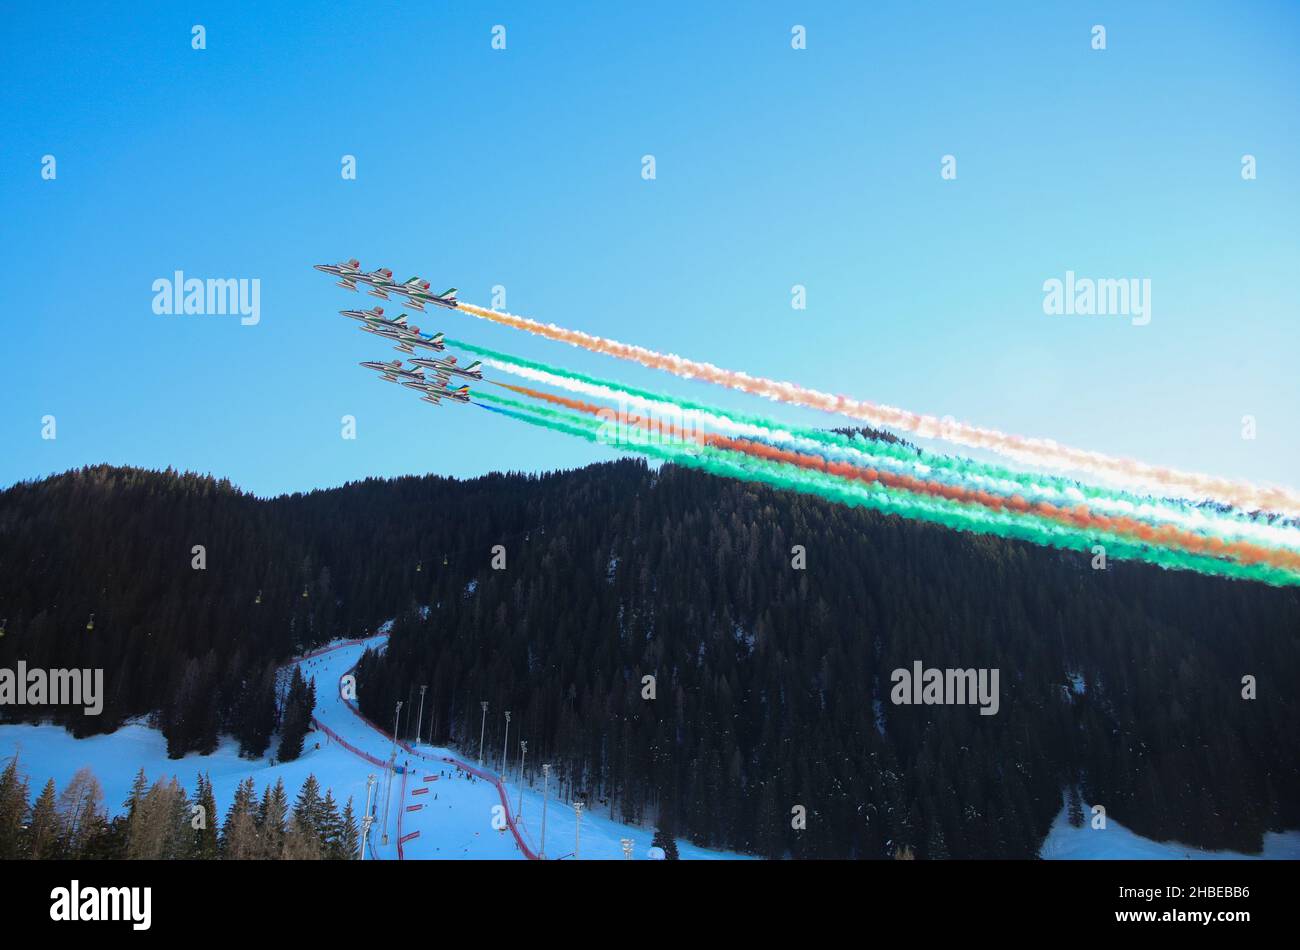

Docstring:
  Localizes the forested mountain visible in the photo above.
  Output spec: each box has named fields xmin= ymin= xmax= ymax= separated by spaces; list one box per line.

xmin=1 ymin=459 xmax=1297 ymax=858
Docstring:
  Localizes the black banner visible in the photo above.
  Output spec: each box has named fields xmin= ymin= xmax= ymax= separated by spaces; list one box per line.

xmin=9 ymin=858 xmax=1289 ymax=937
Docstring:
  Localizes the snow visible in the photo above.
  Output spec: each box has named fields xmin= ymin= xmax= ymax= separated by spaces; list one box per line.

xmin=0 ymin=635 xmax=746 ymax=861
xmin=1039 ymin=797 xmax=1300 ymax=860
xmin=0 ymin=719 xmax=375 ymax=838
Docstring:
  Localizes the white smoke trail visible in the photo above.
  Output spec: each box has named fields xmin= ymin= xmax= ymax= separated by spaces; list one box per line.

xmin=457 ymin=301 xmax=1300 ymax=515
xmin=481 ymin=356 xmax=1300 ymax=553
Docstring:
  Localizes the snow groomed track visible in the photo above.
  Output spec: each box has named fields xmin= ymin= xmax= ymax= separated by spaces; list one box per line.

xmin=288 ymin=635 xmax=536 ymax=860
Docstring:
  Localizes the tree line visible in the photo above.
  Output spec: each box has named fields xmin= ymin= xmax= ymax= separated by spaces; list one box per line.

xmin=0 ymin=755 xmax=359 ymax=860
xmin=2 ymin=458 xmax=1297 ymax=858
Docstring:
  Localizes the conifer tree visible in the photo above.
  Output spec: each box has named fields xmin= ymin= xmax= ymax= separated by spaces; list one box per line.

xmin=318 ymin=789 xmax=342 ymax=857
xmin=337 ymin=796 xmax=360 ymax=860
xmin=292 ymin=774 xmax=324 ymax=847
xmin=0 ymin=755 xmax=30 ymax=860
xmin=57 ymin=766 xmax=104 ymax=858
xmin=221 ymin=777 xmax=260 ymax=860
xmin=192 ymin=773 xmax=220 ymax=859
xmin=277 ymin=667 xmax=313 ymax=763
xmin=257 ymin=779 xmax=289 ymax=859
xmin=26 ymin=779 xmax=61 ymax=860
xmin=651 ymin=825 xmax=679 ymax=860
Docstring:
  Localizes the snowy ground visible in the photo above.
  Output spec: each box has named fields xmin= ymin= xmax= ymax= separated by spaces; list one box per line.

xmin=1038 ymin=798 xmax=1300 ymax=860
xmin=17 ymin=635 xmax=1297 ymax=862
xmin=0 ymin=635 xmax=744 ymax=860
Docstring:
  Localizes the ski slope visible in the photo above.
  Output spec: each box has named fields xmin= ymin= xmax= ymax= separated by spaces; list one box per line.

xmin=1038 ymin=798 xmax=1300 ymax=860
xmin=0 ymin=634 xmax=744 ymax=860
xmin=296 ymin=635 xmax=744 ymax=860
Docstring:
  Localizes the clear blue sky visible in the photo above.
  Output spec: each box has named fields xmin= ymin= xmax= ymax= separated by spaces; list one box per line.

xmin=2 ymin=1 xmax=1296 ymax=497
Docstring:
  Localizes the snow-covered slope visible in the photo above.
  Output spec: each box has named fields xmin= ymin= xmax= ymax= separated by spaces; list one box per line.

xmin=1039 ymin=798 xmax=1300 ymax=860
xmin=0 ymin=635 xmax=744 ymax=860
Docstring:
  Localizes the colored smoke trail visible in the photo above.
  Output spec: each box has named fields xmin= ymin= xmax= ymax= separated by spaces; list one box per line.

xmin=473 ymin=392 xmax=1300 ymax=587
xmin=487 ymin=382 xmax=1300 ymax=577
xmin=454 ymin=302 xmax=1300 ymax=515
xmin=452 ymin=338 xmax=1300 ymax=553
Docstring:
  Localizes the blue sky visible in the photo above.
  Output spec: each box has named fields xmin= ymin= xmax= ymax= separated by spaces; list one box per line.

xmin=2 ymin=1 xmax=1297 ymax=497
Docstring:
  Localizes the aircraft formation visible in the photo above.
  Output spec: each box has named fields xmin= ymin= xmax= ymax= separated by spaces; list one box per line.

xmin=311 ymin=256 xmax=1300 ymax=587
xmin=315 ymin=259 xmax=480 ymax=408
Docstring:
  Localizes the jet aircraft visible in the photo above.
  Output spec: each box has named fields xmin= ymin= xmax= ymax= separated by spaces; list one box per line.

xmin=408 ymin=355 xmax=483 ymax=380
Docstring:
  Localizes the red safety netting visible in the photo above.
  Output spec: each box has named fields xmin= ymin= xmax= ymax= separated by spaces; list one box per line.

xmin=285 ymin=634 xmax=539 ymax=861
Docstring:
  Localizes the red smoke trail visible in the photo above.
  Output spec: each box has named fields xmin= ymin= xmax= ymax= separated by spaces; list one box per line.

xmin=494 ymin=382 xmax=1300 ymax=574
xmin=462 ymin=302 xmax=1300 ymax=515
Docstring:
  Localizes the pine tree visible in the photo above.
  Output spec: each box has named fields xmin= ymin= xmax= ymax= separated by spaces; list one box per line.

xmin=0 ymin=754 xmax=30 ymax=860
xmin=221 ymin=777 xmax=260 ymax=860
xmin=257 ymin=779 xmax=289 ymax=859
xmin=318 ymin=789 xmax=342 ymax=858
xmin=292 ymin=775 xmax=324 ymax=849
xmin=123 ymin=768 xmax=148 ymax=819
xmin=237 ymin=664 xmax=279 ymax=759
xmin=651 ymin=825 xmax=679 ymax=860
xmin=127 ymin=778 xmax=180 ymax=859
xmin=192 ymin=773 xmax=220 ymax=859
xmin=337 ymin=796 xmax=360 ymax=860
xmin=1068 ymin=784 xmax=1084 ymax=828
xmin=277 ymin=667 xmax=313 ymax=763
xmin=162 ymin=778 xmax=193 ymax=859
xmin=926 ymin=816 xmax=949 ymax=859
xmin=282 ymin=815 xmax=322 ymax=860
xmin=26 ymin=779 xmax=61 ymax=859
xmin=57 ymin=766 xmax=104 ymax=858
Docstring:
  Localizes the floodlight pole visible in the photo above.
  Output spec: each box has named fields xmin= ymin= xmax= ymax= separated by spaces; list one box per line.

xmin=415 ymin=685 xmax=427 ymax=745
xmin=381 ymin=700 xmax=402 ymax=845
xmin=517 ymin=740 xmax=528 ymax=818
xmin=501 ymin=711 xmax=511 ymax=777
xmin=478 ymin=701 xmax=488 ymax=765
xmin=574 ymin=800 xmax=585 ymax=860
xmin=540 ymin=764 xmax=550 ymax=859
xmin=360 ymin=773 xmax=377 ymax=860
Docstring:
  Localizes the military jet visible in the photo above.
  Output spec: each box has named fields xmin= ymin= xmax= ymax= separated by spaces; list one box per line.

xmin=401 ymin=377 xmax=469 ymax=406
xmin=362 ymin=267 xmax=398 ymax=299
xmin=391 ymin=329 xmax=446 ymax=355
xmin=400 ymin=380 xmax=446 ymax=406
xmin=389 ymin=279 xmax=460 ymax=312
xmin=315 ymin=261 xmax=459 ymax=311
xmin=360 ymin=359 xmax=425 ymax=384
xmin=408 ymin=355 xmax=483 ymax=380
xmin=410 ymin=381 xmax=470 ymax=403
xmin=314 ymin=258 xmax=363 ymax=290
xmin=340 ymin=306 xmax=408 ymax=328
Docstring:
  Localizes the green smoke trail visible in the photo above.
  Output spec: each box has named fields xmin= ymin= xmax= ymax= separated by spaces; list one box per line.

xmin=452 ymin=337 xmax=1298 ymax=552
xmin=473 ymin=392 xmax=1300 ymax=587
